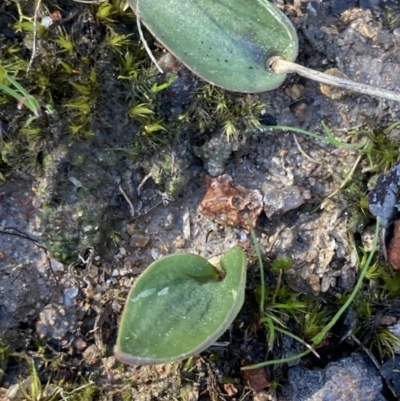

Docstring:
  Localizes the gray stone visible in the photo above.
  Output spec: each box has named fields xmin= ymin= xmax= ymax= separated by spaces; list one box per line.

xmin=193 ymin=132 xmax=241 ymax=177
xmin=380 ymin=356 xmax=400 ymax=397
xmin=262 ymin=184 xmax=311 ymax=219
xmin=284 ymin=354 xmax=385 ymax=401
xmin=36 ymin=303 xmax=77 ymax=340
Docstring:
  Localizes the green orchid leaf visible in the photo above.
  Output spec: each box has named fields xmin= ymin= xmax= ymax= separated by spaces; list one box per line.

xmin=127 ymin=0 xmax=298 ymax=93
xmin=114 ymin=246 xmax=247 ymax=365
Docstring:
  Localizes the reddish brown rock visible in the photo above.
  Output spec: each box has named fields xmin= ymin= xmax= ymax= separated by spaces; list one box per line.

xmin=387 ymin=220 xmax=400 ymax=270
xmin=242 ymin=362 xmax=271 ymax=392
xmin=198 ymin=175 xmax=263 ymax=231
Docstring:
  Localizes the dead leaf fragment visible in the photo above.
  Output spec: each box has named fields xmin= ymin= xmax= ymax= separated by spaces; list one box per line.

xmin=198 ymin=174 xmax=263 ymax=231
xmin=387 ymin=220 xmax=400 ymax=270
xmin=223 ymin=382 xmax=238 ymax=397
xmin=241 ymin=362 xmax=271 ymax=392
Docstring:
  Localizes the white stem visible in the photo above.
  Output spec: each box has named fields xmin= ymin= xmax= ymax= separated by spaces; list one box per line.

xmin=136 ymin=0 xmax=163 ymax=74
xmin=27 ymin=0 xmax=42 ymax=73
xmin=268 ymin=56 xmax=400 ymax=103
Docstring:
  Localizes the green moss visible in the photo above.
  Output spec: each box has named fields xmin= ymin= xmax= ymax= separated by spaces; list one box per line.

xmin=350 ymin=122 xmax=400 ymax=173
xmin=0 ymin=340 xmax=9 ymax=383
xmin=382 ymin=7 xmax=400 ymax=30
xmin=70 ymin=153 xmax=85 ymax=167
xmin=299 ymin=303 xmax=331 ymax=342
xmin=40 ymin=201 xmax=107 ymax=263
xmin=347 ymin=207 xmax=368 ymax=233
xmin=38 ymin=153 xmax=119 ymax=262
xmin=186 ymin=84 xmax=265 ymax=139
xmin=149 ymin=145 xmax=190 ymax=200
xmin=270 ymin=257 xmax=292 ymax=272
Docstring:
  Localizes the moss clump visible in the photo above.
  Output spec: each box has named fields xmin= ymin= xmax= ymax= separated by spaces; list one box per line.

xmin=150 ymin=150 xmax=189 ymax=200
xmin=37 ymin=139 xmax=126 ymax=262
xmin=270 ymin=257 xmax=292 ymax=273
xmin=185 ymin=84 xmax=265 ymax=139
xmin=40 ymin=202 xmax=107 ymax=263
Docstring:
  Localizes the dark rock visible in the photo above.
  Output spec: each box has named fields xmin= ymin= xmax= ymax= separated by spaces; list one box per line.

xmin=368 ymin=162 xmax=400 ymax=227
xmin=380 ymin=355 xmax=400 ymax=397
xmin=360 ymin=0 xmax=400 ymax=8
xmin=332 ymin=0 xmax=358 ymax=15
xmin=283 ymin=354 xmax=385 ymax=401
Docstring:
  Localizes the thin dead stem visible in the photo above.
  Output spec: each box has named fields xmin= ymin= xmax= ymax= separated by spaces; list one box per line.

xmin=118 ymin=184 xmax=135 ymax=217
xmin=293 ymin=134 xmax=319 ymax=163
xmin=136 ymin=0 xmax=163 ymax=73
xmin=27 ymin=0 xmax=42 ymax=73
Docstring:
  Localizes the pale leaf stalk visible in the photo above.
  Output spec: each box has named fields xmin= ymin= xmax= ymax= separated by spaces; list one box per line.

xmin=268 ymin=57 xmax=400 ymax=103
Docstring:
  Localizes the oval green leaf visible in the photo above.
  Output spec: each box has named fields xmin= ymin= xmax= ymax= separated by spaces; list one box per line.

xmin=128 ymin=0 xmax=298 ymax=93
xmin=114 ymin=246 xmax=247 ymax=365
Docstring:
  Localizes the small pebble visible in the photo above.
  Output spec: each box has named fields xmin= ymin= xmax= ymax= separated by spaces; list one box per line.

xmin=64 ymin=287 xmax=79 ymax=300
xmin=41 ymin=16 xmax=53 ymax=28
xmin=32 ymin=198 xmax=42 ymax=208
xmin=51 ymin=259 xmax=64 ymax=272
